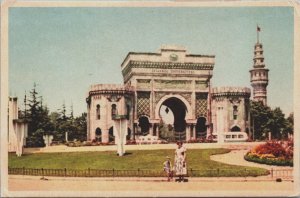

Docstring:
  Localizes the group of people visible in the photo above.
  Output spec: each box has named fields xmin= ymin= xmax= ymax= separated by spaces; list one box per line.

xmin=163 ymin=141 xmax=187 ymax=182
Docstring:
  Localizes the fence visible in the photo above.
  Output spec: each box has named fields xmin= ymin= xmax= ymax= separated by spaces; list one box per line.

xmin=270 ymin=168 xmax=293 ymax=179
xmin=8 ymin=167 xmax=291 ymax=179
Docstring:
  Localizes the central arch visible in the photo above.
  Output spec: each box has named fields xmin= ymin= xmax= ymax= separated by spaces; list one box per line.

xmin=155 ymin=95 xmax=190 ymax=141
xmin=155 ymin=94 xmax=192 ymax=120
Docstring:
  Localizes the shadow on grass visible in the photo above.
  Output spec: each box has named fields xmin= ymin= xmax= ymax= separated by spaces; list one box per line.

xmin=115 ymin=152 xmax=133 ymax=156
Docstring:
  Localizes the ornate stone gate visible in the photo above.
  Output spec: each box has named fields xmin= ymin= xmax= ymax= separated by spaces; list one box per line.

xmin=121 ymin=45 xmax=215 ymax=141
xmin=87 ymin=45 xmax=252 ymax=143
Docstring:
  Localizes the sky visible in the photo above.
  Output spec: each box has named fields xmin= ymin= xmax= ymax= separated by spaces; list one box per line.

xmin=9 ymin=6 xmax=294 ymax=117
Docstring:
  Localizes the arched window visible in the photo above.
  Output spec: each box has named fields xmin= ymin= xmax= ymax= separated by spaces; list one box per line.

xmin=111 ymin=104 xmax=117 ymax=118
xmin=95 ymin=128 xmax=101 ymax=136
xmin=95 ymin=128 xmax=102 ymax=142
xmin=96 ymin=104 xmax=100 ymax=120
xmin=231 ymin=126 xmax=241 ymax=132
xmin=233 ymin=105 xmax=238 ymax=120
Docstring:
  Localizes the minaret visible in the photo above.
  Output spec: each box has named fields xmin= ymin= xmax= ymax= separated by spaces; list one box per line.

xmin=250 ymin=26 xmax=269 ymax=105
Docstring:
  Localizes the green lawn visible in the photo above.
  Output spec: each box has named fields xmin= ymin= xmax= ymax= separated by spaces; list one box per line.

xmin=8 ymin=148 xmax=269 ymax=177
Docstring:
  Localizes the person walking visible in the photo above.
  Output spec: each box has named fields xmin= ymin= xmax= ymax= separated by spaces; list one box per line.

xmin=174 ymin=141 xmax=187 ymax=182
xmin=163 ymin=156 xmax=173 ymax=181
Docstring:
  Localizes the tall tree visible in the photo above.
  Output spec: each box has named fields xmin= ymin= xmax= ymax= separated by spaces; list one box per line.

xmin=269 ymin=107 xmax=287 ymax=139
xmin=25 ymin=83 xmax=47 ymax=147
xmin=285 ymin=113 xmax=294 ymax=136
xmin=250 ymin=101 xmax=272 ymax=140
xmin=250 ymin=101 xmax=293 ymax=140
xmin=27 ymin=83 xmax=40 ymax=135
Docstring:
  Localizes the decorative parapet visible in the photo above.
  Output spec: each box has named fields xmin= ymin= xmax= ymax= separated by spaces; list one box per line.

xmin=122 ymin=61 xmax=214 ymax=77
xmin=86 ymin=84 xmax=134 ymax=104
xmin=89 ymin=84 xmax=134 ymax=94
xmin=212 ymin=87 xmax=251 ymax=97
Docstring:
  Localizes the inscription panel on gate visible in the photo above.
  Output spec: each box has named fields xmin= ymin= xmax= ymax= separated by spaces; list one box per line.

xmin=154 ymin=80 xmax=191 ymax=90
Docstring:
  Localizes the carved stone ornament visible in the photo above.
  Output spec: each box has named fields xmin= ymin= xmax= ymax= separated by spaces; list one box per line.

xmin=107 ymin=94 xmax=122 ymax=102
xmin=178 ymin=93 xmax=192 ymax=104
xmin=169 ymin=53 xmax=178 ymax=61
xmin=229 ymin=96 xmax=241 ymax=105
xmin=155 ymin=92 xmax=167 ymax=103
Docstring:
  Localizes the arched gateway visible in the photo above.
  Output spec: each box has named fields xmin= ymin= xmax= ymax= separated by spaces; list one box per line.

xmin=86 ymin=45 xmax=251 ymax=143
xmin=126 ymin=45 xmax=215 ymax=142
xmin=155 ymin=95 xmax=190 ymax=141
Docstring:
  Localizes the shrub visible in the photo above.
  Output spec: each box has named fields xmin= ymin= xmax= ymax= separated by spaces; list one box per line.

xmin=251 ymin=141 xmax=286 ymax=158
xmin=245 ymin=140 xmax=294 ymax=167
xmin=244 ymin=152 xmax=293 ymax=167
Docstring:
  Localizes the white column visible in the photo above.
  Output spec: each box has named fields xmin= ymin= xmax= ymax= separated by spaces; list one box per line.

xmin=186 ymin=125 xmax=190 ymax=141
xmin=149 ymin=124 xmax=153 ymax=136
xmin=193 ymin=125 xmax=196 ymax=139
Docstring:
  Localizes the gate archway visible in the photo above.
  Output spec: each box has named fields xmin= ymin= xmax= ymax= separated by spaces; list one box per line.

xmin=156 ymin=96 xmax=189 ymax=141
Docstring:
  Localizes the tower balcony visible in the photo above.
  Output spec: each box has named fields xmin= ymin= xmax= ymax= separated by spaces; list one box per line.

xmin=253 ymin=54 xmax=264 ymax=59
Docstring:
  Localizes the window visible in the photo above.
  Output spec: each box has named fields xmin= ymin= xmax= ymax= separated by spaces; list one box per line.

xmin=111 ymin=104 xmax=117 ymax=117
xmin=96 ymin=104 xmax=100 ymax=120
xmin=233 ymin=105 xmax=238 ymax=120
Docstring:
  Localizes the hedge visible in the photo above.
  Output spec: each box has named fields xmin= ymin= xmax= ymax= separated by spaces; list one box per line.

xmin=244 ymin=153 xmax=293 ymax=167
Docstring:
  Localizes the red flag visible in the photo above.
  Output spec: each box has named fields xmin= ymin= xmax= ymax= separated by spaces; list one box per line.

xmin=257 ymin=26 xmax=261 ymax=32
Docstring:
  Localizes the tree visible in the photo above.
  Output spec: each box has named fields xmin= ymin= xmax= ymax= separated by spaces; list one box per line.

xmin=72 ymin=113 xmax=87 ymax=141
xmin=25 ymin=83 xmax=48 ymax=147
xmin=269 ymin=108 xmax=287 ymax=139
xmin=285 ymin=113 xmax=294 ymax=136
xmin=22 ymin=84 xmax=88 ymax=146
xmin=250 ymin=101 xmax=272 ymax=140
xmin=250 ymin=100 xmax=293 ymax=140
xmin=27 ymin=83 xmax=41 ymax=135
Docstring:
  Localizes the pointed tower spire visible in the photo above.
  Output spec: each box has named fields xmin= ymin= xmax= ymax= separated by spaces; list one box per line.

xmin=250 ymin=26 xmax=269 ymax=105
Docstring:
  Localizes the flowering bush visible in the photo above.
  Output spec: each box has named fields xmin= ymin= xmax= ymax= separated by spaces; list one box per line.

xmin=186 ymin=138 xmax=217 ymax=144
xmin=245 ymin=140 xmax=293 ymax=166
xmin=126 ymin=140 xmax=137 ymax=145
xmin=251 ymin=141 xmax=286 ymax=158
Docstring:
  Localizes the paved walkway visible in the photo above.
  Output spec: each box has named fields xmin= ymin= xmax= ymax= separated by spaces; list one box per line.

xmin=210 ymin=149 xmax=293 ymax=170
xmin=24 ymin=142 xmax=263 ymax=153
xmin=6 ymin=175 xmax=295 ymax=197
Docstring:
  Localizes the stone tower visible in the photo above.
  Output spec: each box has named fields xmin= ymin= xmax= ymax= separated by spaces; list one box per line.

xmin=250 ymin=26 xmax=269 ymax=105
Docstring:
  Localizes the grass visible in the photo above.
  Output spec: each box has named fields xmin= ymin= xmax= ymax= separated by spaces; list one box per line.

xmin=8 ymin=148 xmax=269 ymax=177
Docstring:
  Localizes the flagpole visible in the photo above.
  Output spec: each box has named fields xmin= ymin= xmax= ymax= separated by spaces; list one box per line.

xmin=257 ymin=28 xmax=259 ymax=43
xmin=257 ymin=25 xmax=259 ymax=43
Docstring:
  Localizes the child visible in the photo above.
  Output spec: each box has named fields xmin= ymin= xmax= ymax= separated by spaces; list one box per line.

xmin=163 ymin=156 xmax=173 ymax=181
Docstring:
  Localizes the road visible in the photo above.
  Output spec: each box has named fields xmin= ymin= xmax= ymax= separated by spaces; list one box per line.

xmin=5 ymin=175 xmax=296 ymax=197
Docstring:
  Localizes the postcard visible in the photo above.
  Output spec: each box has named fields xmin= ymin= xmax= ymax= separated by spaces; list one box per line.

xmin=1 ymin=0 xmax=299 ymax=197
